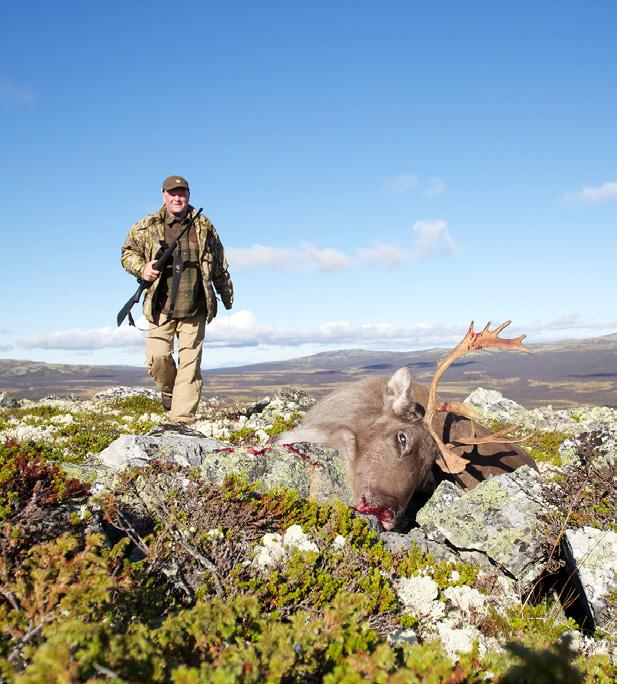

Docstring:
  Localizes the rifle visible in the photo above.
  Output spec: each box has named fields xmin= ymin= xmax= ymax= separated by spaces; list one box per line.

xmin=117 ymin=207 xmax=203 ymax=327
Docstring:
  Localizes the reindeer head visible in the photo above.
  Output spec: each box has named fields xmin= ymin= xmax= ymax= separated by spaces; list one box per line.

xmin=277 ymin=367 xmax=437 ymax=530
xmin=277 ymin=321 xmax=532 ymax=531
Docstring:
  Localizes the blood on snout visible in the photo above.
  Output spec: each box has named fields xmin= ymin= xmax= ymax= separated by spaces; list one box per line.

xmin=356 ymin=497 xmax=395 ymax=525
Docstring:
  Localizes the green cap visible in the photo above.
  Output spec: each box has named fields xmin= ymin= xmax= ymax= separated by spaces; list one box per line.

xmin=162 ymin=175 xmax=190 ymax=191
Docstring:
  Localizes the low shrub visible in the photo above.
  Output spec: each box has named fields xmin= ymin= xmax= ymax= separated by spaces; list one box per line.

xmin=265 ymin=412 xmax=304 ymax=438
xmin=0 ymin=441 xmax=90 ymax=522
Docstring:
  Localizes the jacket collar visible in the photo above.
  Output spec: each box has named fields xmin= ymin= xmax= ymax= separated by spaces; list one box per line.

xmin=160 ymin=204 xmax=194 ymax=225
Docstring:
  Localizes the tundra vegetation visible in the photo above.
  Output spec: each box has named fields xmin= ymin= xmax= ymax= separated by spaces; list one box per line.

xmin=0 ymin=322 xmax=615 ymax=681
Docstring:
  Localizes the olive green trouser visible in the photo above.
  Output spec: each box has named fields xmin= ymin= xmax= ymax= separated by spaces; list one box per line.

xmin=145 ymin=314 xmax=206 ymax=423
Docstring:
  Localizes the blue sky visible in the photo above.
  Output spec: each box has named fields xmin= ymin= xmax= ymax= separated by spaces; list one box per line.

xmin=1 ymin=1 xmax=615 ymax=369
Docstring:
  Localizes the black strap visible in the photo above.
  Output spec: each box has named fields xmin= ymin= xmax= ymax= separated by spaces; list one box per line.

xmin=127 ymin=309 xmax=151 ymax=332
xmin=168 ymin=242 xmax=183 ymax=314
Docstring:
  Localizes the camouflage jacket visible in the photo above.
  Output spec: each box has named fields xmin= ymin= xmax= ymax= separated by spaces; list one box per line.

xmin=121 ymin=205 xmax=234 ymax=324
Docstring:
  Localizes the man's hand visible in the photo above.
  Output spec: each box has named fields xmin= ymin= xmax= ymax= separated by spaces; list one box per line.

xmin=142 ymin=261 xmax=161 ymax=282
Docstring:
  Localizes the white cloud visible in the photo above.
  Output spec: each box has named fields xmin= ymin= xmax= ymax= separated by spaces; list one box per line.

xmin=411 ymin=219 xmax=459 ymax=257
xmin=383 ymin=174 xmax=446 ymax=197
xmin=357 ymin=242 xmax=410 ymax=266
xmin=229 ymin=226 xmax=458 ymax=273
xmin=16 ymin=311 xmax=464 ymax=352
xmin=299 ymin=242 xmax=352 ymax=271
xmin=523 ymin=313 xmax=617 ymax=337
xmin=527 ymin=313 xmax=585 ymax=331
xmin=0 ymin=344 xmax=13 ymax=352
xmin=425 ymin=177 xmax=446 ymax=198
xmin=565 ymin=180 xmax=617 ymax=204
xmin=18 ymin=310 xmax=615 ymax=355
xmin=227 ymin=242 xmax=351 ymax=271
xmin=0 ymin=75 xmax=36 ymax=106
xmin=226 ymin=244 xmax=298 ymax=270
xmin=383 ymin=174 xmax=419 ymax=194
xmin=19 ymin=321 xmax=146 ymax=351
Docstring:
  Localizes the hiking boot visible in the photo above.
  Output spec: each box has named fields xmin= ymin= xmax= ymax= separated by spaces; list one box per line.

xmin=161 ymin=392 xmax=173 ymax=412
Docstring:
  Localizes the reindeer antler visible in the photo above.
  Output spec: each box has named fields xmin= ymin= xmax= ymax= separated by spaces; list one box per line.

xmin=425 ymin=321 xmax=532 ymax=474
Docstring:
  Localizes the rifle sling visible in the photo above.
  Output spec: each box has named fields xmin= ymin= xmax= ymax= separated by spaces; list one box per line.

xmin=168 ymin=245 xmax=183 ymax=315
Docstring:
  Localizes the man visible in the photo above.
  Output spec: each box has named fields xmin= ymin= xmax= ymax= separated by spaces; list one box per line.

xmin=121 ymin=175 xmax=233 ymax=423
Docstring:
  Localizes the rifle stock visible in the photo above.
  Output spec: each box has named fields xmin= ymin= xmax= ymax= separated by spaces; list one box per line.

xmin=116 ymin=207 xmax=203 ymax=327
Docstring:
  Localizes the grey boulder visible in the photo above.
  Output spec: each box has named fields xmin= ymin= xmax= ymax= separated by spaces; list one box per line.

xmin=416 ymin=466 xmax=549 ymax=588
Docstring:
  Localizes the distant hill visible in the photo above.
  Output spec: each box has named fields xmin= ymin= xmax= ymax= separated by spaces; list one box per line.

xmin=0 ymin=360 xmax=151 ymax=401
xmin=1 ymin=333 xmax=616 ymax=408
xmin=205 ymin=333 xmax=617 ymax=408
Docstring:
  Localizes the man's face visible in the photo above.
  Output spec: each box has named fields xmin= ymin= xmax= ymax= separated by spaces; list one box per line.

xmin=162 ymin=187 xmax=190 ymax=217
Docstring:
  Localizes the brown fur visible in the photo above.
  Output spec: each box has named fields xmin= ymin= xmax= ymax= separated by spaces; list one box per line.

xmin=277 ymin=368 xmax=536 ymax=531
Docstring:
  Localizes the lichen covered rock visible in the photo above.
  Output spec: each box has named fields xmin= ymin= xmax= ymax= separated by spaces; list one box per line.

xmin=565 ymin=526 xmax=617 ymax=632
xmin=465 ymin=387 xmax=617 ymax=437
xmin=465 ymin=387 xmax=528 ymax=424
xmin=416 ymin=466 xmax=549 ymax=587
xmin=98 ymin=426 xmax=227 ymax=468
xmin=0 ymin=391 xmax=18 ymax=408
xmin=198 ymin=444 xmax=351 ymax=505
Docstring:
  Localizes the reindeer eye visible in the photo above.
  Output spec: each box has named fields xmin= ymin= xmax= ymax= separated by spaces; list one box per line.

xmin=397 ymin=432 xmax=407 ymax=449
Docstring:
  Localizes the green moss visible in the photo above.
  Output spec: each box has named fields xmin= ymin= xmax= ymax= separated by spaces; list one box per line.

xmin=228 ymin=426 xmax=257 ymax=445
xmin=257 ymin=485 xmax=381 ymax=551
xmin=1 ymin=413 xmax=159 ymax=465
xmin=221 ymin=473 xmax=261 ymax=501
xmin=109 ymin=395 xmax=165 ymax=414
xmin=0 ymin=396 xmax=165 ymax=464
xmin=524 ymin=430 xmax=571 ymax=465
xmin=53 ymin=420 xmax=123 ymax=461
xmin=486 ymin=419 xmax=570 ymax=467
xmin=3 ymin=404 xmax=67 ymax=421
xmin=396 ymin=613 xmax=418 ymax=629
xmin=265 ymin=412 xmax=304 ymax=438
xmin=394 ymin=542 xmax=480 ymax=590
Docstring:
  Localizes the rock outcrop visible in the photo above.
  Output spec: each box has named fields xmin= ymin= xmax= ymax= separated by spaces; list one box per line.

xmin=416 ymin=467 xmax=549 ymax=588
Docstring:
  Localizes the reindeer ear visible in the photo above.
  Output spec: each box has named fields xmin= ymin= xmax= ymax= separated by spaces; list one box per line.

xmin=274 ymin=425 xmax=330 ymax=445
xmin=337 ymin=428 xmax=358 ymax=462
xmin=275 ymin=425 xmax=358 ymax=462
xmin=384 ymin=367 xmax=421 ymax=419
